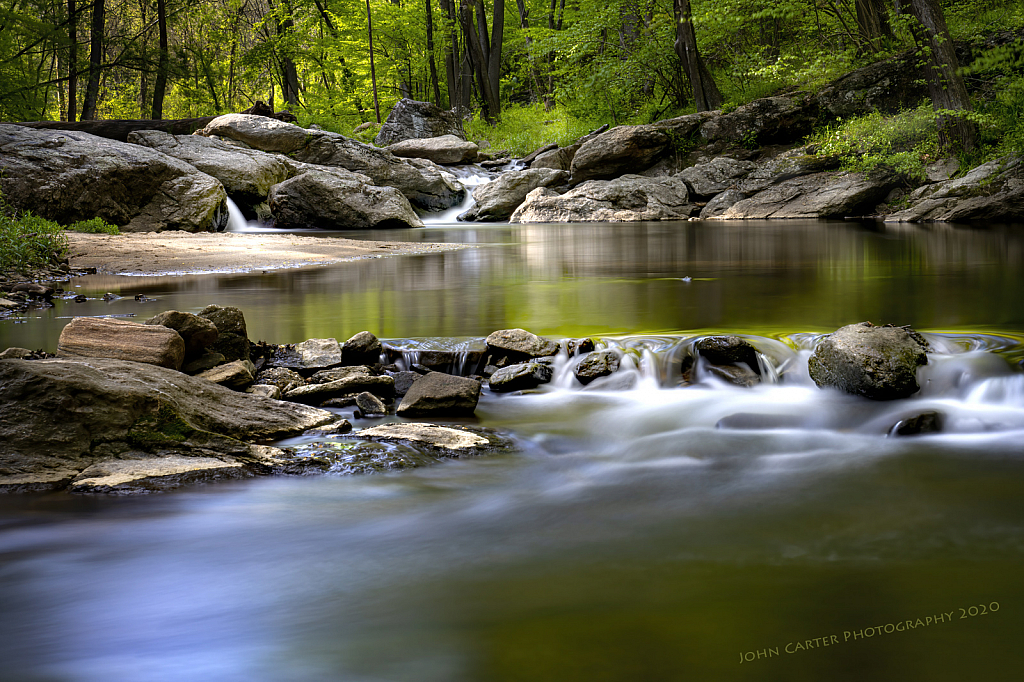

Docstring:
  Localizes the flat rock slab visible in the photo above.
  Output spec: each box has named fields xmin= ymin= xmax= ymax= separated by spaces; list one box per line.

xmin=58 ymin=316 xmax=185 ymax=370
xmin=356 ymin=423 xmax=490 ymax=450
xmin=296 ymin=338 xmax=343 ymax=369
xmin=387 ymin=135 xmax=479 ymax=165
xmin=69 ymin=456 xmax=247 ymax=494
xmin=284 ymin=375 xmax=396 ymax=404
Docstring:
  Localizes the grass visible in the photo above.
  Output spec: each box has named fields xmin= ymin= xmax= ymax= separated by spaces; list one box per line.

xmin=1 ymin=193 xmax=118 ymax=274
xmin=463 ymin=104 xmax=602 ymax=157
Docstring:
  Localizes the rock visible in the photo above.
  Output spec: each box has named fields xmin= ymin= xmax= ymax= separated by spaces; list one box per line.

xmin=808 ymin=322 xmax=929 ymax=400
xmin=0 ymin=357 xmax=334 ymax=488
xmin=700 ymin=94 xmax=817 ymax=146
xmin=354 ymin=392 xmax=387 ymax=415
xmin=387 ymin=135 xmax=479 ymax=164
xmin=694 ymin=336 xmax=761 ymax=374
xmin=198 ymin=305 xmax=250 ymax=363
xmin=699 ymin=189 xmax=747 ymax=219
xmin=530 ymin=144 xmax=579 ymax=171
xmin=10 ymin=283 xmax=54 ymax=298
xmin=569 ymin=124 xmax=671 ymax=184
xmin=510 ymin=175 xmax=695 ymax=223
xmin=351 ymin=423 xmax=503 ymax=453
xmin=181 ymin=351 xmax=226 ymax=374
xmin=716 ymin=169 xmax=903 ymax=219
xmin=68 ymin=456 xmax=248 ymax=494
xmin=813 ymin=51 xmax=929 ymax=120
xmin=566 ymin=338 xmax=595 ymax=356
xmin=145 ymin=310 xmax=219 ymax=358
xmin=57 ymin=317 xmax=185 ymax=370
xmin=343 ymin=331 xmax=383 ymax=366
xmin=885 ymin=156 xmax=1024 ymax=222
xmin=925 ymin=158 xmax=960 ymax=183
xmin=198 ymin=114 xmax=465 ymax=211
xmin=195 ymin=359 xmax=256 ymax=389
xmin=256 ymin=366 xmax=305 ymax=392
xmin=374 ymin=99 xmax=465 ymax=145
xmin=485 ymin=328 xmax=559 ymax=365
xmin=461 ymin=168 xmax=569 ymax=221
xmin=889 ymin=411 xmax=944 ymax=437
xmin=295 ymin=338 xmax=343 ymax=370
xmin=269 ymin=169 xmax=424 ymax=229
xmin=0 ymin=124 xmax=226 ymax=232
xmin=488 ymin=361 xmax=554 ymax=392
xmin=707 ymin=364 xmax=760 ymax=388
xmin=390 ymin=370 xmax=419 ymax=396
xmin=306 ymin=419 xmax=352 ymax=435
xmin=0 ymin=347 xmax=33 ymax=359
xmin=676 ymin=157 xmax=757 ymax=197
xmin=128 ymin=130 xmax=291 ymax=213
xmin=246 ymin=384 xmax=282 ymax=400
xmin=283 ymin=375 xmax=395 ymax=404
xmin=309 ymin=365 xmax=375 ymax=383
xmin=396 ymin=372 xmax=481 ymax=417
xmin=574 ymin=350 xmax=620 ymax=385
xmin=737 ymin=146 xmax=843 ymax=194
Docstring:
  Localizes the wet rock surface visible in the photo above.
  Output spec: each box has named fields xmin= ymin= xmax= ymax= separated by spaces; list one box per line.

xmin=397 ymin=372 xmax=481 ymax=417
xmin=574 ymin=350 xmax=621 ymax=385
xmin=808 ymin=322 xmax=929 ymax=400
xmin=485 ymin=328 xmax=559 ymax=365
xmin=58 ymin=317 xmax=186 ymax=370
xmin=488 ymin=361 xmax=554 ymax=392
xmin=269 ymin=169 xmax=424 ymax=230
xmin=510 ymin=175 xmax=696 ymax=223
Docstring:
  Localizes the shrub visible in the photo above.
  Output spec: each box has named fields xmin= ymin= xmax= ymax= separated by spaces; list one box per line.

xmin=0 ymin=210 xmax=70 ymax=273
xmin=464 ymin=103 xmax=602 ymax=157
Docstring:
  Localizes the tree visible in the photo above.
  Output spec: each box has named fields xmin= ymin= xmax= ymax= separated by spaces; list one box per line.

xmin=673 ymin=0 xmax=721 ymax=111
xmin=151 ymin=0 xmax=169 ymax=119
xmin=907 ymin=0 xmax=977 ymax=152
xmin=80 ymin=0 xmax=104 ymax=120
xmin=854 ymin=0 xmax=891 ymax=52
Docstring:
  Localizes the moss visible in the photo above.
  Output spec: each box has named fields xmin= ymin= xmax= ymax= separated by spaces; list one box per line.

xmin=128 ymin=406 xmax=196 ymax=447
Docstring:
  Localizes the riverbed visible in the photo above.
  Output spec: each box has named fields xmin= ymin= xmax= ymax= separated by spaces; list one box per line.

xmin=1 ymin=219 xmax=1022 ymax=681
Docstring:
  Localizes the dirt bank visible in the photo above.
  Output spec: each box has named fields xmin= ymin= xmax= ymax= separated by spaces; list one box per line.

xmin=66 ymin=231 xmax=465 ymax=276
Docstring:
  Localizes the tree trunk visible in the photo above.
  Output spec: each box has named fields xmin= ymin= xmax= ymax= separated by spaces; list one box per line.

xmin=151 ymin=0 xmax=169 ymax=119
xmin=366 ymin=0 xmax=381 ymax=122
xmin=425 ymin=0 xmax=441 ymax=104
xmin=907 ymin=0 xmax=977 ymax=152
xmin=672 ymin=0 xmax=721 ymax=112
xmin=439 ymin=0 xmax=460 ymax=110
xmin=855 ymin=0 xmax=892 ymax=52
xmin=66 ymin=0 xmax=77 ymax=122
xmin=80 ymin=0 xmax=105 ymax=120
xmin=487 ymin=0 xmax=503 ymax=117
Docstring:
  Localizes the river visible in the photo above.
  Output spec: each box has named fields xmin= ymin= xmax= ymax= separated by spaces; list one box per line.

xmin=1 ymin=219 xmax=1022 ymax=681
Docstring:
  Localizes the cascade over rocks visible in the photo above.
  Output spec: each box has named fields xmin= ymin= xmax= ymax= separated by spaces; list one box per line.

xmin=0 ymin=357 xmax=334 ymax=492
xmin=510 ymin=175 xmax=696 ymax=223
xmin=374 ymin=99 xmax=466 ymax=146
xmin=0 ymin=124 xmax=226 ymax=232
xmin=386 ymin=135 xmax=479 ymax=165
xmin=128 ymin=130 xmax=291 ymax=213
xmin=269 ymin=170 xmax=424 ymax=229
xmin=197 ymin=114 xmax=465 ymax=211
xmin=808 ymin=322 xmax=930 ymax=400
xmin=461 ymin=168 xmax=570 ymax=221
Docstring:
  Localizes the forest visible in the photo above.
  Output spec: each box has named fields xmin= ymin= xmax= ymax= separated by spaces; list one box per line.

xmin=1 ymin=0 xmax=1023 ymax=158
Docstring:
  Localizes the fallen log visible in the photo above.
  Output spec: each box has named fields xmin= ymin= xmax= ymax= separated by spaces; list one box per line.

xmin=11 ymin=116 xmax=220 ymax=143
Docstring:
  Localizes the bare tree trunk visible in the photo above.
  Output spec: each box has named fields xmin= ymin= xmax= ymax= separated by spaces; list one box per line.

xmin=672 ymin=0 xmax=721 ymax=112
xmin=66 ymin=0 xmax=77 ymax=121
xmin=151 ymin=0 xmax=169 ymax=118
xmin=425 ymin=0 xmax=441 ymax=104
xmin=439 ymin=0 xmax=459 ymax=109
xmin=907 ymin=0 xmax=976 ymax=152
xmin=855 ymin=0 xmax=891 ymax=52
xmin=366 ymin=0 xmax=381 ymax=122
xmin=80 ymin=0 xmax=105 ymax=120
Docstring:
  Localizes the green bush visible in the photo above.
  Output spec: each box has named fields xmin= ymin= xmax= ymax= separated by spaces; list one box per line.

xmin=66 ymin=217 xmax=120 ymax=234
xmin=0 ymin=210 xmax=70 ymax=273
xmin=464 ymin=103 xmax=601 ymax=157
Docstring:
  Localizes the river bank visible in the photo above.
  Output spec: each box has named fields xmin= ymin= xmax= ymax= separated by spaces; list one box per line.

xmin=65 ymin=231 xmax=467 ymax=276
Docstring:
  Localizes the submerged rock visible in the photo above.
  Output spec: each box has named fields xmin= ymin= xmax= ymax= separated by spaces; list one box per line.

xmin=57 ymin=317 xmax=185 ymax=370
xmin=0 ymin=124 xmax=226 ymax=232
xmin=396 ymin=372 xmax=481 ymax=417
xmin=888 ymin=411 xmax=944 ymax=437
xmin=808 ymin=322 xmax=929 ymax=400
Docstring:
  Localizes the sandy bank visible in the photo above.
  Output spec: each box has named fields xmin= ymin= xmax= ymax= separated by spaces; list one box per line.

xmin=66 ymin=231 xmax=465 ymax=276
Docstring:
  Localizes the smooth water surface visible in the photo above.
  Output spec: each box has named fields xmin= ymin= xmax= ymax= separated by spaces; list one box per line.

xmin=1 ymin=220 xmax=1023 ymax=681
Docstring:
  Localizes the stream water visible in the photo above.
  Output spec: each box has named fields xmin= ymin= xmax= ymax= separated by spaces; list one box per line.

xmin=1 ymin=219 xmax=1023 ymax=681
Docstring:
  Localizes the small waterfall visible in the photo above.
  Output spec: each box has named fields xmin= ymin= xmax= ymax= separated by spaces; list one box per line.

xmin=422 ymin=166 xmax=494 ymax=224
xmin=225 ymin=197 xmax=248 ymax=233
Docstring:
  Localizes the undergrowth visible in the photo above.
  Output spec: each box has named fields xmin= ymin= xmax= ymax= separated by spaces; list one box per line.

xmin=1 ymin=192 xmax=118 ymax=273
xmin=463 ymin=104 xmax=602 ymax=157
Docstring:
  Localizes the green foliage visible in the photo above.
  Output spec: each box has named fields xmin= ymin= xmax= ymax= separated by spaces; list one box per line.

xmin=809 ymin=105 xmax=940 ymax=181
xmin=0 ymin=206 xmax=70 ymax=273
xmin=66 ymin=217 xmax=119 ymax=234
xmin=464 ymin=103 xmax=600 ymax=157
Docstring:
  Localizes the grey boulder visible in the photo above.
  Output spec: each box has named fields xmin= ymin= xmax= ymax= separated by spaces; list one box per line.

xmin=462 ymin=168 xmax=569 ymax=221
xmin=269 ymin=170 xmax=423 ymax=229
xmin=808 ymin=322 xmax=929 ymax=400
xmin=387 ymin=135 xmax=479 ymax=165
xmin=397 ymin=372 xmax=481 ymax=417
xmin=510 ymin=175 xmax=695 ymax=223
xmin=374 ymin=99 xmax=466 ymax=145
xmin=58 ymin=317 xmax=185 ymax=370
xmin=488 ymin=361 xmax=554 ymax=392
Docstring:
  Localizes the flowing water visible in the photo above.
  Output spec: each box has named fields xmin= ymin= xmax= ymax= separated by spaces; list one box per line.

xmin=1 ymin=220 xmax=1023 ymax=681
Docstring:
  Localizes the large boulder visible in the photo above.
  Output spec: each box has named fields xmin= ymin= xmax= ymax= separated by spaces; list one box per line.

xmin=0 ymin=124 xmax=226 ymax=232
xmin=58 ymin=317 xmax=185 ymax=370
xmin=127 ymin=130 xmax=291 ymax=213
xmin=396 ymin=372 xmax=481 ymax=417
xmin=808 ymin=322 xmax=929 ymax=400
xmin=198 ymin=305 xmax=250 ymax=363
xmin=813 ymin=51 xmax=930 ymax=119
xmin=485 ymin=328 xmax=559 ymax=364
xmin=569 ymin=124 xmax=671 ymax=185
xmin=461 ymin=168 xmax=569 ymax=221
xmin=884 ymin=156 xmax=1024 ymax=222
xmin=676 ymin=156 xmax=757 ymax=197
xmin=488 ymin=361 xmax=554 ymax=392
xmin=699 ymin=94 xmax=817 ymax=146
xmin=198 ymin=114 xmax=465 ymax=210
xmin=714 ymin=169 xmax=902 ymax=219
xmin=510 ymin=175 xmax=695 ymax=223
xmin=530 ymin=144 xmax=580 ymax=171
xmin=269 ymin=169 xmax=423 ymax=229
xmin=374 ymin=99 xmax=465 ymax=145
xmin=387 ymin=135 xmax=479 ymax=165
xmin=144 ymin=310 xmax=219 ymax=360
xmin=0 ymin=357 xmax=334 ymax=491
